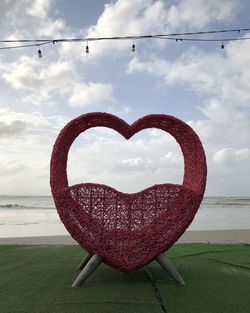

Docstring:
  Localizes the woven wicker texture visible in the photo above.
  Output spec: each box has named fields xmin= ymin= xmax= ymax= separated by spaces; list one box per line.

xmin=50 ymin=113 xmax=207 ymax=272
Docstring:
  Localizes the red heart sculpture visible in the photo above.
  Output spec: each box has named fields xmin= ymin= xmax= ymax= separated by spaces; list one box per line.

xmin=50 ymin=113 xmax=206 ymax=272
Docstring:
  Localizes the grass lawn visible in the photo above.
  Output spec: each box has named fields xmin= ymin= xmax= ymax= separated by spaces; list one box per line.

xmin=0 ymin=244 xmax=249 ymax=313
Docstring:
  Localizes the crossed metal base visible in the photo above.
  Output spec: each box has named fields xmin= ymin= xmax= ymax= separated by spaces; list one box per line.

xmin=72 ymin=253 xmax=185 ymax=287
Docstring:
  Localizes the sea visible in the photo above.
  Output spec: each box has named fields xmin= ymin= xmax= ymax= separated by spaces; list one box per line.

xmin=0 ymin=195 xmax=250 ymax=238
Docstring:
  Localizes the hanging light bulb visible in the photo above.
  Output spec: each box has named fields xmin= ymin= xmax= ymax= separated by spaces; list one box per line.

xmin=132 ymin=38 xmax=135 ymax=52
xmin=38 ymin=48 xmax=42 ymax=58
xmin=221 ymin=42 xmax=224 ymax=49
xmin=86 ymin=41 xmax=89 ymax=53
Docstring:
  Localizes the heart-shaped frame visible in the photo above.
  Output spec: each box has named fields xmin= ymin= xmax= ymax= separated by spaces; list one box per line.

xmin=50 ymin=113 xmax=207 ymax=272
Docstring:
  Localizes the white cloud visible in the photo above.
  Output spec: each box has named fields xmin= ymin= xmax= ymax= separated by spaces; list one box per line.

xmin=68 ymin=82 xmax=113 ymax=107
xmin=88 ymin=0 xmax=168 ymax=37
xmin=159 ymin=151 xmax=183 ymax=167
xmin=1 ymin=55 xmax=114 ymax=107
xmin=1 ymin=0 xmax=239 ymax=61
xmin=121 ymin=105 xmax=131 ymax=115
xmin=0 ymin=1 xmax=27 ymax=29
xmin=0 ymin=107 xmax=69 ymax=195
xmin=106 ymin=104 xmax=132 ymax=117
xmin=209 ymin=147 xmax=250 ymax=196
xmin=213 ymin=148 xmax=250 ymax=164
xmin=0 ymin=0 xmax=116 ymax=111
xmin=66 ymin=128 xmax=184 ymax=193
xmin=127 ymin=52 xmax=218 ymax=93
xmin=59 ymin=0 xmax=238 ymax=60
xmin=1 ymin=56 xmax=74 ymax=92
xmin=188 ymin=99 xmax=250 ymax=149
xmin=26 ymin=0 xmax=51 ymax=18
xmin=60 ymin=0 xmax=169 ymax=60
xmin=128 ymin=39 xmax=250 ymax=104
xmin=128 ymin=37 xmax=250 ymax=133
xmin=0 ymin=0 xmax=248 ymax=196
xmin=0 ymin=0 xmax=65 ymax=40
xmin=167 ymin=0 xmax=238 ymax=29
xmin=0 ymin=108 xmax=52 ymax=128
xmin=127 ymin=33 xmax=250 ymax=196
xmin=0 ymin=160 xmax=27 ymax=175
xmin=0 ymin=120 xmax=26 ymax=137
xmin=116 ymin=157 xmax=155 ymax=171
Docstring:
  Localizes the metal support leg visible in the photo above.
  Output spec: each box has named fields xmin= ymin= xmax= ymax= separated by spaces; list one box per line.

xmin=78 ymin=253 xmax=92 ymax=270
xmin=156 ymin=253 xmax=185 ymax=285
xmin=72 ymin=254 xmax=103 ymax=287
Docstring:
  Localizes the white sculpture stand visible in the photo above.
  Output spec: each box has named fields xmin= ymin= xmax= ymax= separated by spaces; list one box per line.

xmin=72 ymin=253 xmax=185 ymax=287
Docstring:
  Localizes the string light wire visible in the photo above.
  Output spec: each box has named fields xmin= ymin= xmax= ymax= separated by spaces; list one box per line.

xmin=0 ymin=40 xmax=53 ymax=50
xmin=0 ymin=28 xmax=250 ymax=51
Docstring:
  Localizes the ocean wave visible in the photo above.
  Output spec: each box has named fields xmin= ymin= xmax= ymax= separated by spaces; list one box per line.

xmin=202 ymin=202 xmax=250 ymax=206
xmin=202 ymin=197 xmax=250 ymax=206
xmin=0 ymin=204 xmax=55 ymax=210
xmin=9 ymin=222 xmax=41 ymax=225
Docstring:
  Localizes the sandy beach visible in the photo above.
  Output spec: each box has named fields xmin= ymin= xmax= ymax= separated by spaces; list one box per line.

xmin=0 ymin=229 xmax=249 ymax=245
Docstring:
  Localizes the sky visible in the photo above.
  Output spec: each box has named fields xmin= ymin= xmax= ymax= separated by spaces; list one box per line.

xmin=0 ymin=0 xmax=250 ymax=196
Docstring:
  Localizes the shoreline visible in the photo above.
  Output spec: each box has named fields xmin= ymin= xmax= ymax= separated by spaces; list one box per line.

xmin=0 ymin=229 xmax=249 ymax=245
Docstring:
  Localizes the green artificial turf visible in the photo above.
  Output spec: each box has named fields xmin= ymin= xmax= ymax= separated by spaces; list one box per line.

xmin=0 ymin=244 xmax=249 ymax=313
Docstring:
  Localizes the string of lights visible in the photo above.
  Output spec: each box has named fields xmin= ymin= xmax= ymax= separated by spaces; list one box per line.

xmin=0 ymin=28 xmax=249 ymax=57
